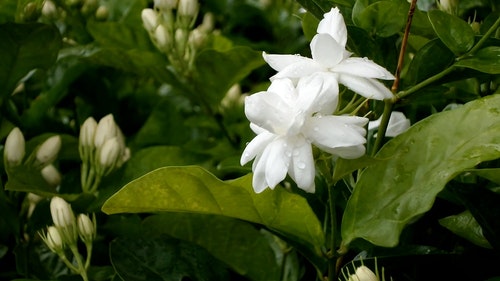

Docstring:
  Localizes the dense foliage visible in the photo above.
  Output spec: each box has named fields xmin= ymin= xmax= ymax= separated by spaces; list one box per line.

xmin=0 ymin=0 xmax=499 ymax=280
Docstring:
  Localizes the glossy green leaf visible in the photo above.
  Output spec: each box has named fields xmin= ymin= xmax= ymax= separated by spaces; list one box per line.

xmin=301 ymin=12 xmax=319 ymax=42
xmin=110 ymin=235 xmax=229 ymax=281
xmin=428 ymin=10 xmax=475 ymax=55
xmin=193 ymin=47 xmax=265 ymax=109
xmin=455 ymin=46 xmax=500 ymax=74
xmin=439 ymin=210 xmax=492 ymax=249
xmin=102 ymin=166 xmax=325 ymax=253
xmin=341 ymin=94 xmax=500 ymax=247
xmin=465 ymin=168 xmax=500 ymax=184
xmin=87 ymin=21 xmax=154 ymax=51
xmin=404 ymin=38 xmax=454 ymax=86
xmin=143 ymin=213 xmax=280 ymax=281
xmin=295 ymin=0 xmax=331 ymax=20
xmin=0 ymin=23 xmax=61 ymax=98
xmin=352 ymin=0 xmax=407 ymax=37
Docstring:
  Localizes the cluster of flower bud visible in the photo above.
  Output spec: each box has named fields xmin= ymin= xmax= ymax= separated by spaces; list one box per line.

xmin=40 ymin=197 xmax=96 ymax=254
xmin=141 ymin=0 xmax=214 ymax=75
xmin=40 ymin=0 xmax=109 ymax=23
xmin=79 ymin=114 xmax=130 ymax=193
xmin=3 ymin=127 xmax=63 ymax=187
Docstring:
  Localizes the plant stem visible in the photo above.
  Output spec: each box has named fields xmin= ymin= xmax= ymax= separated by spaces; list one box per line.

xmin=371 ymin=100 xmax=394 ymax=155
xmin=69 ymin=244 xmax=89 ymax=281
xmin=327 ymin=185 xmax=337 ymax=281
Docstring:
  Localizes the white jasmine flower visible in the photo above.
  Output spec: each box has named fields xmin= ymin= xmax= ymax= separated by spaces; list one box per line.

xmin=263 ymin=7 xmax=395 ymax=100
xmin=241 ymin=76 xmax=368 ymax=193
xmin=347 ymin=265 xmax=379 ymax=281
xmin=368 ymin=111 xmax=410 ymax=137
xmin=4 ymin=127 xmax=25 ymax=166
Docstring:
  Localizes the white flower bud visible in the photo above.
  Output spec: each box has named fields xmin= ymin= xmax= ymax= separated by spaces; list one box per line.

xmin=368 ymin=111 xmax=410 ymax=138
xmin=154 ymin=0 xmax=177 ymax=10
xmin=154 ymin=24 xmax=171 ymax=50
xmin=77 ymin=214 xmax=96 ymax=243
xmin=41 ymin=164 xmax=62 ymax=187
xmin=36 ymin=135 xmax=61 ymax=165
xmin=50 ymin=197 xmax=75 ymax=228
xmin=178 ymin=0 xmax=198 ymax=17
xmin=94 ymin=114 xmax=118 ymax=149
xmin=79 ymin=117 xmax=97 ymax=147
xmin=349 ymin=266 xmax=379 ymax=281
xmin=95 ymin=5 xmax=109 ymax=20
xmin=41 ymin=0 xmax=57 ymax=18
xmin=26 ymin=192 xmax=44 ymax=218
xmin=44 ymin=226 xmax=64 ymax=252
xmin=4 ymin=127 xmax=25 ymax=166
xmin=141 ymin=8 xmax=158 ymax=33
xmin=99 ymin=137 xmax=120 ymax=169
xmin=199 ymin=12 xmax=214 ymax=33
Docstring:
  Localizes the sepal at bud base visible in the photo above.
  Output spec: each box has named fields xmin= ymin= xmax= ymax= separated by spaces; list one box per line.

xmin=40 ymin=226 xmax=65 ymax=253
xmin=4 ymin=127 xmax=25 ymax=167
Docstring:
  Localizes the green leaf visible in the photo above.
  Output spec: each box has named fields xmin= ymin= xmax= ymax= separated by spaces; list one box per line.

xmin=455 ymin=46 xmax=500 ymax=74
xmin=404 ymin=38 xmax=454 ymax=86
xmin=0 ymin=23 xmax=61 ymax=99
xmin=110 ymin=235 xmax=229 ymax=281
xmin=87 ymin=21 xmax=154 ymax=51
xmin=301 ymin=12 xmax=319 ymax=42
xmin=295 ymin=0 xmax=331 ymax=20
xmin=465 ymin=168 xmax=500 ymax=184
xmin=341 ymin=94 xmax=500 ymax=247
xmin=439 ymin=210 xmax=492 ymax=249
xmin=193 ymin=47 xmax=265 ymax=109
xmin=143 ymin=213 xmax=281 ymax=281
xmin=352 ymin=0 xmax=407 ymax=37
xmin=428 ymin=10 xmax=475 ymax=55
xmin=102 ymin=166 xmax=325 ymax=254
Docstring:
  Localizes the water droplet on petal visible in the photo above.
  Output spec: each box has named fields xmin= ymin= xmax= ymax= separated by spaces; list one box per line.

xmin=285 ymin=150 xmax=292 ymax=157
xmin=297 ymin=161 xmax=306 ymax=169
xmin=313 ymin=127 xmax=319 ymax=132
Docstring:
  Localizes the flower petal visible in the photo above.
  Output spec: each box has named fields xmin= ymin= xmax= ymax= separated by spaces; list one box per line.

xmin=244 ymin=89 xmax=294 ymax=134
xmin=317 ymin=7 xmax=348 ymax=47
xmin=311 ymin=34 xmax=348 ymax=68
xmin=338 ymin=74 xmax=394 ymax=100
xmin=288 ymin=138 xmax=315 ymax=193
xmin=296 ymin=72 xmax=339 ymax=115
xmin=240 ymin=130 xmax=275 ymax=165
xmin=270 ymin=59 xmax=323 ymax=81
xmin=333 ymin=57 xmax=395 ymax=80
xmin=328 ymin=144 xmax=366 ymax=159
xmin=264 ymin=138 xmax=290 ymax=189
xmin=304 ymin=115 xmax=368 ymax=152
xmin=263 ymin=52 xmax=313 ymax=72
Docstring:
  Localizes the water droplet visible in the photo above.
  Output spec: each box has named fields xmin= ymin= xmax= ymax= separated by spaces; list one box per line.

xmin=297 ymin=161 xmax=306 ymax=169
xmin=313 ymin=127 xmax=319 ymax=132
xmin=293 ymin=150 xmax=300 ymax=156
xmin=285 ymin=150 xmax=292 ymax=157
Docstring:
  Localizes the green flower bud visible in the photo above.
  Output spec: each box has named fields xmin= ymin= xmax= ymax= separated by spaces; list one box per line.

xmin=4 ymin=127 xmax=25 ymax=167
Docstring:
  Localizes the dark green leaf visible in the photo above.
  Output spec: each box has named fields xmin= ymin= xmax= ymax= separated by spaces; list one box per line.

xmin=102 ymin=166 xmax=325 ymax=254
xmin=110 ymin=235 xmax=229 ymax=281
xmin=295 ymin=0 xmax=331 ymax=20
xmin=439 ymin=210 xmax=492 ymax=249
xmin=143 ymin=213 xmax=280 ymax=281
xmin=342 ymin=94 xmax=500 ymax=247
xmin=193 ymin=47 xmax=265 ymax=109
xmin=455 ymin=46 xmax=500 ymax=74
xmin=404 ymin=38 xmax=454 ymax=86
xmin=465 ymin=168 xmax=500 ymax=184
xmin=0 ymin=23 xmax=61 ymax=99
xmin=87 ymin=21 xmax=154 ymax=51
xmin=449 ymin=184 xmax=500 ymax=250
xmin=352 ymin=0 xmax=407 ymax=37
xmin=301 ymin=12 xmax=319 ymax=42
xmin=428 ymin=10 xmax=475 ymax=55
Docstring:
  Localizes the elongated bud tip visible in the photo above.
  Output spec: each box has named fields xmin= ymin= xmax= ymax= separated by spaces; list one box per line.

xmin=178 ymin=0 xmax=198 ymax=17
xmin=77 ymin=214 xmax=96 ymax=243
xmin=50 ymin=197 xmax=75 ymax=228
xmin=36 ymin=135 xmax=61 ymax=165
xmin=43 ymin=226 xmax=64 ymax=253
xmin=141 ymin=8 xmax=158 ymax=33
xmin=4 ymin=127 xmax=26 ymax=167
xmin=80 ymin=117 xmax=98 ymax=147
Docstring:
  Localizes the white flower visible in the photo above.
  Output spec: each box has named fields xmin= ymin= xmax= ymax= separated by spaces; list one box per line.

xmin=241 ymin=76 xmax=368 ymax=193
xmin=262 ymin=7 xmax=395 ymax=100
xmin=43 ymin=226 xmax=64 ymax=253
xmin=4 ymin=127 xmax=25 ymax=166
xmin=77 ymin=214 xmax=96 ymax=243
xmin=368 ymin=111 xmax=410 ymax=137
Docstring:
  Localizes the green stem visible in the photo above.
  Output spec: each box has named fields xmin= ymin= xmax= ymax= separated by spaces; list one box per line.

xmin=460 ymin=16 xmax=500 ymax=59
xmin=396 ymin=65 xmax=455 ymax=99
xmin=327 ymin=185 xmax=337 ymax=281
xmin=371 ymin=100 xmax=394 ymax=155
xmin=57 ymin=251 xmax=80 ymax=273
xmin=84 ymin=242 xmax=93 ymax=270
xmin=69 ymin=244 xmax=89 ymax=281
